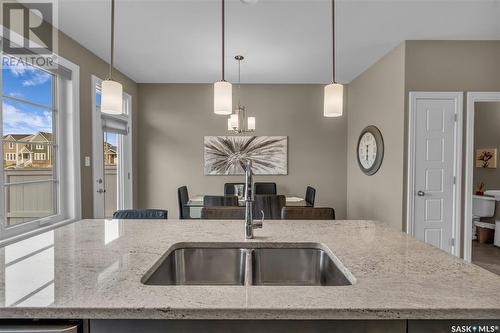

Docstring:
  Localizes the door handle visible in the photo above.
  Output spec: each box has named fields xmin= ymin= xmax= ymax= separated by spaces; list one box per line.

xmin=97 ymin=189 xmax=106 ymax=194
xmin=417 ymin=190 xmax=425 ymax=197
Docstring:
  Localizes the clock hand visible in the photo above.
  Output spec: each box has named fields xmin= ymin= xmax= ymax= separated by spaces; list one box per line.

xmin=366 ymin=145 xmax=369 ymax=161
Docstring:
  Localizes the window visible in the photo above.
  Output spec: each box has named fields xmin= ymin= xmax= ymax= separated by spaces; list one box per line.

xmin=0 ymin=55 xmax=81 ymax=239
xmin=34 ymin=153 xmax=46 ymax=161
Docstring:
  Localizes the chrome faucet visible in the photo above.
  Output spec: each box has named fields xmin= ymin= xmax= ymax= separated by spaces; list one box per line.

xmin=244 ymin=160 xmax=262 ymax=239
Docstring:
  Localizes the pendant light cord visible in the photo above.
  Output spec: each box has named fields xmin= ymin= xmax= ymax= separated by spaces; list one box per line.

xmin=109 ymin=0 xmax=115 ymax=80
xmin=331 ymin=0 xmax=335 ymax=84
xmin=221 ymin=0 xmax=225 ymax=81
xmin=237 ymin=57 xmax=241 ymax=107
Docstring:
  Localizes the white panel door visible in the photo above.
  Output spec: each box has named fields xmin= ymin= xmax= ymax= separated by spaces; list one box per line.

xmin=412 ymin=93 xmax=461 ymax=254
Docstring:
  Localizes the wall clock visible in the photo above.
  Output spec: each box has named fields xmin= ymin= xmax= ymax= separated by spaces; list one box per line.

xmin=357 ymin=125 xmax=384 ymax=176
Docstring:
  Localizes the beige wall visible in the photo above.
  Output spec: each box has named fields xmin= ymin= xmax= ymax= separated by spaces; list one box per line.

xmin=137 ymin=84 xmax=347 ymax=219
xmin=58 ymin=32 xmax=139 ymax=218
xmin=404 ymin=41 xmax=500 ymax=249
xmin=346 ymin=40 xmax=500 ymax=236
xmin=346 ymin=44 xmax=406 ymax=230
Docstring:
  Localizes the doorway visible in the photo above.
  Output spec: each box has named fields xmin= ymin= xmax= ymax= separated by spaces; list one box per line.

xmin=464 ymin=92 xmax=500 ymax=270
xmin=407 ymin=92 xmax=462 ymax=256
xmin=92 ymin=76 xmax=133 ymax=218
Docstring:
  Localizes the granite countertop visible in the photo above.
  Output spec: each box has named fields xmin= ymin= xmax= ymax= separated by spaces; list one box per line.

xmin=0 ymin=219 xmax=499 ymax=320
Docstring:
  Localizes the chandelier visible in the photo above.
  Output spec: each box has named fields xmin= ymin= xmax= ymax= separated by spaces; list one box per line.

xmin=227 ymin=55 xmax=256 ymax=134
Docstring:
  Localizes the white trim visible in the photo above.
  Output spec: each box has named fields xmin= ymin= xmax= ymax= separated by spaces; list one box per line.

xmin=464 ymin=92 xmax=500 ymax=262
xmin=407 ymin=92 xmax=463 ymax=257
xmin=91 ymin=75 xmax=104 ymax=218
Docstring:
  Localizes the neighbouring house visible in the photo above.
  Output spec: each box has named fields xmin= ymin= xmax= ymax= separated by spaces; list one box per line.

xmin=104 ymin=142 xmax=117 ymax=166
xmin=3 ymin=132 xmax=53 ymax=169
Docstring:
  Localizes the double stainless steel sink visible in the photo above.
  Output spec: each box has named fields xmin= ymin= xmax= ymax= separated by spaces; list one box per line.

xmin=142 ymin=244 xmax=353 ymax=286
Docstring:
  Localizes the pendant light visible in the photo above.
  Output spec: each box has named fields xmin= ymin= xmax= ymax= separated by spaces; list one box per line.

xmin=227 ymin=55 xmax=255 ymax=133
xmin=101 ymin=0 xmax=123 ymax=115
xmin=324 ymin=0 xmax=343 ymax=117
xmin=214 ymin=0 xmax=232 ymax=115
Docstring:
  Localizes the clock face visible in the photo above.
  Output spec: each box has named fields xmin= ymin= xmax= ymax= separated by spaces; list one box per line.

xmin=358 ymin=132 xmax=377 ymax=169
xmin=356 ymin=126 xmax=384 ymax=176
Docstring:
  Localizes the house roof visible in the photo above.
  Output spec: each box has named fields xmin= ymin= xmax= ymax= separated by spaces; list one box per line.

xmin=3 ymin=132 xmax=53 ymax=143
xmin=3 ymin=134 xmax=31 ymax=141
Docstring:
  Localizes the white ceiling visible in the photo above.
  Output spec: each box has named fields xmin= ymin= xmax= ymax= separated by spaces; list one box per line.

xmin=57 ymin=0 xmax=500 ymax=84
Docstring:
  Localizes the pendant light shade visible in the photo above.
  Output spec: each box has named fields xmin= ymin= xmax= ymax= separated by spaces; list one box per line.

xmin=101 ymin=80 xmax=123 ymax=115
xmin=324 ymin=83 xmax=343 ymax=117
xmin=214 ymin=80 xmax=232 ymax=115
xmin=324 ymin=0 xmax=343 ymax=117
xmin=214 ymin=0 xmax=232 ymax=115
xmin=247 ymin=117 xmax=256 ymax=130
xmin=102 ymin=0 xmax=123 ymax=115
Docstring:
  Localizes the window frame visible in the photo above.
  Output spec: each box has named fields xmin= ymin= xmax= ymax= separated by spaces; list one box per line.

xmin=0 ymin=55 xmax=81 ymax=242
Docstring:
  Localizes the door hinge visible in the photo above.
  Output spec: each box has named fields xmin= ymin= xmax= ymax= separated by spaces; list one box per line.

xmin=453 ymin=176 xmax=456 ymax=185
xmin=450 ymin=238 xmax=455 ymax=246
xmin=454 ymin=113 xmax=458 ymax=122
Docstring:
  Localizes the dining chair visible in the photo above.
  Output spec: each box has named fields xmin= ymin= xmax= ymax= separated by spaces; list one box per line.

xmin=254 ymin=182 xmax=277 ymax=195
xmin=203 ymin=195 xmax=239 ymax=207
xmin=201 ymin=207 xmax=245 ymax=220
xmin=112 ymin=209 xmax=168 ymax=219
xmin=305 ymin=186 xmax=316 ymax=207
xmin=224 ymin=183 xmax=245 ymax=196
xmin=281 ymin=207 xmax=335 ymax=220
xmin=253 ymin=195 xmax=286 ymax=220
xmin=177 ymin=186 xmax=191 ymax=219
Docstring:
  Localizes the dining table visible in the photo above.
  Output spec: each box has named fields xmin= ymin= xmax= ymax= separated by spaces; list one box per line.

xmin=186 ymin=195 xmax=309 ymax=218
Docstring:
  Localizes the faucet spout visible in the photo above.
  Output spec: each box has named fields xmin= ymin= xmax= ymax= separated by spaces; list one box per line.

xmin=244 ymin=160 xmax=262 ymax=239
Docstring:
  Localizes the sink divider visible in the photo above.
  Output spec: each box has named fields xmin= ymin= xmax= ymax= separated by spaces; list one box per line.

xmin=244 ymin=249 xmax=253 ymax=286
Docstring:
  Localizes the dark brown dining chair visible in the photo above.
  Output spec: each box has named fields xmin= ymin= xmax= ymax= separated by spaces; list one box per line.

xmin=253 ymin=195 xmax=286 ymax=220
xmin=201 ymin=207 xmax=245 ymax=220
xmin=224 ymin=183 xmax=245 ymax=196
xmin=112 ymin=209 xmax=168 ymax=219
xmin=203 ymin=195 xmax=239 ymax=207
xmin=281 ymin=207 xmax=335 ymax=220
xmin=305 ymin=186 xmax=316 ymax=207
xmin=177 ymin=186 xmax=191 ymax=219
xmin=254 ymin=182 xmax=277 ymax=195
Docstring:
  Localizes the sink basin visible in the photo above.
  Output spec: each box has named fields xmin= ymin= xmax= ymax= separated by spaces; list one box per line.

xmin=143 ymin=248 xmax=247 ymax=285
xmin=142 ymin=244 xmax=353 ymax=286
xmin=251 ymin=248 xmax=351 ymax=286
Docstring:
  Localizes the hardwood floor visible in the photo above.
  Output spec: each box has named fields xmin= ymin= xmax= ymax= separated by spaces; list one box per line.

xmin=472 ymin=240 xmax=500 ymax=275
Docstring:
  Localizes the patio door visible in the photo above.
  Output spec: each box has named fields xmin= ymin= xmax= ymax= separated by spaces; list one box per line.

xmin=92 ymin=76 xmax=133 ymax=218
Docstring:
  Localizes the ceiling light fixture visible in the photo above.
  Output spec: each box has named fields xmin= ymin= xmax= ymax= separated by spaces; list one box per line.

xmin=228 ymin=55 xmax=255 ymax=133
xmin=214 ymin=0 xmax=232 ymax=115
xmin=101 ymin=0 xmax=123 ymax=115
xmin=324 ymin=0 xmax=343 ymax=117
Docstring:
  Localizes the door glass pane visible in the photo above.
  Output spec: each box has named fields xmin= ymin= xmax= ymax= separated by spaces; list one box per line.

xmin=104 ymin=132 xmax=118 ymax=218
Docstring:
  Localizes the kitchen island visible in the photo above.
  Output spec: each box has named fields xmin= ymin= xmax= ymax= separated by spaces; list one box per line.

xmin=0 ymin=219 xmax=499 ymax=332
